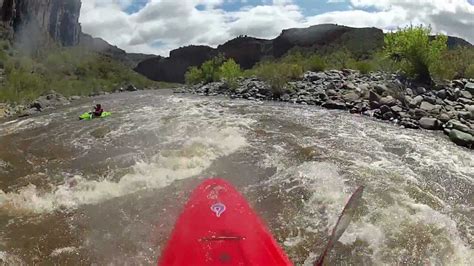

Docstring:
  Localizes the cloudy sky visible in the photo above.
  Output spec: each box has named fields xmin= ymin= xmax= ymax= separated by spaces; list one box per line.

xmin=80 ymin=0 xmax=474 ymax=56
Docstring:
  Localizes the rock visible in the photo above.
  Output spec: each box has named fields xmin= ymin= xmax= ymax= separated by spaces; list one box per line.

xmin=401 ymin=118 xmax=419 ymax=129
xmin=391 ymin=105 xmax=403 ymax=113
xmin=436 ymin=90 xmax=447 ymax=99
xmin=382 ymin=111 xmax=395 ymax=120
xmin=414 ymin=87 xmax=427 ymax=95
xmin=460 ymin=90 xmax=472 ymax=99
xmin=419 ymin=117 xmax=440 ymax=130
xmin=438 ymin=113 xmax=451 ymax=123
xmin=420 ymin=101 xmax=435 ymax=112
xmin=18 ymin=108 xmax=40 ymax=117
xmin=380 ymin=105 xmax=391 ymax=114
xmin=342 ymin=92 xmax=360 ymax=102
xmin=342 ymin=82 xmax=357 ymax=90
xmin=280 ymin=94 xmax=291 ymax=102
xmin=326 ymin=89 xmax=338 ymax=97
xmin=423 ymin=96 xmax=437 ymax=104
xmin=449 ymin=129 xmax=473 ymax=148
xmin=31 ymin=91 xmax=70 ymax=111
xmin=380 ymin=96 xmax=397 ymax=106
xmin=445 ymin=120 xmax=472 ymax=134
xmin=70 ymin=96 xmax=81 ymax=101
xmin=126 ymin=84 xmax=138 ymax=91
xmin=408 ymin=95 xmax=424 ymax=108
xmin=458 ymin=111 xmax=472 ymax=120
xmin=304 ymin=72 xmax=328 ymax=82
xmin=322 ymin=100 xmax=346 ymax=110
xmin=458 ymin=98 xmax=474 ymax=105
xmin=374 ymin=84 xmax=388 ymax=95
xmin=466 ymin=105 xmax=474 ymax=119
xmin=464 ymin=82 xmax=474 ymax=94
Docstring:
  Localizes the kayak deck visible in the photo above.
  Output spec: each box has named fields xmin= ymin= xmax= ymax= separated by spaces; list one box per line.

xmin=159 ymin=178 xmax=292 ymax=265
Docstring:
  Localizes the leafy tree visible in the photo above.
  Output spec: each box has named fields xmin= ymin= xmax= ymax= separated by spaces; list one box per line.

xmin=219 ymin=58 xmax=242 ymax=87
xmin=185 ymin=66 xmax=203 ymax=85
xmin=384 ymin=25 xmax=447 ymax=84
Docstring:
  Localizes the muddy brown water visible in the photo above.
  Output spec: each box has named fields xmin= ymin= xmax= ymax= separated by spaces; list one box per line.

xmin=0 ymin=90 xmax=472 ymax=265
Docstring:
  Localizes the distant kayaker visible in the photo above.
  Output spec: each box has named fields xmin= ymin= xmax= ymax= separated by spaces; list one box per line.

xmin=93 ymin=104 xmax=103 ymax=117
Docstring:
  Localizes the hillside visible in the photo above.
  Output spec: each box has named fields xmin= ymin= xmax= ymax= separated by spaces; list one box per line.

xmin=134 ymin=24 xmax=472 ymax=83
xmin=0 ymin=0 xmax=156 ymax=103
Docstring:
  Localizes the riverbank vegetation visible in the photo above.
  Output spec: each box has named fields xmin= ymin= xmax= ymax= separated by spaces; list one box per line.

xmin=185 ymin=26 xmax=474 ymax=89
xmin=0 ymin=43 xmax=155 ymax=103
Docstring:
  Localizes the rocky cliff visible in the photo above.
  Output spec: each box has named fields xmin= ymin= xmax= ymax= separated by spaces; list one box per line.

xmin=0 ymin=0 xmax=82 ymax=47
xmin=134 ymin=24 xmax=472 ymax=84
xmin=134 ymin=25 xmax=386 ymax=83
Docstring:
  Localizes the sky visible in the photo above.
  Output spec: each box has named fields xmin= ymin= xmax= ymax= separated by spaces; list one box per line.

xmin=79 ymin=0 xmax=474 ymax=56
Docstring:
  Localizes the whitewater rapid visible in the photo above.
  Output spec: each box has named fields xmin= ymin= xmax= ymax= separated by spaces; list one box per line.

xmin=0 ymin=90 xmax=472 ymax=264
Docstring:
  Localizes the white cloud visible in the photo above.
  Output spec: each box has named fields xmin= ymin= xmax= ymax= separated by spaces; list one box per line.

xmin=79 ymin=0 xmax=474 ymax=56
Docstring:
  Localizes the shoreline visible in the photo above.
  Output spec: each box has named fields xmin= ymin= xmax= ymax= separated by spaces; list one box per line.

xmin=175 ymin=70 xmax=474 ymax=149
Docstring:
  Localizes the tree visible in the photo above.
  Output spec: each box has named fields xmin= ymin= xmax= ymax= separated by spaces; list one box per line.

xmin=219 ymin=59 xmax=242 ymax=86
xmin=384 ymin=25 xmax=447 ymax=84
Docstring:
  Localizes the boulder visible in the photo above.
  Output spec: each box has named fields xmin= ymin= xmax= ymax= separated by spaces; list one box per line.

xmin=322 ymin=100 xmax=346 ymax=110
xmin=409 ymin=95 xmax=424 ymax=108
xmin=436 ymin=89 xmax=447 ymax=99
xmin=342 ymin=92 xmax=360 ymax=102
xmin=391 ymin=105 xmax=403 ymax=113
xmin=70 ymin=96 xmax=81 ymax=101
xmin=400 ymin=118 xmax=419 ymax=129
xmin=449 ymin=129 xmax=473 ymax=148
xmin=438 ymin=113 xmax=451 ymax=123
xmin=420 ymin=101 xmax=435 ymax=112
xmin=126 ymin=84 xmax=138 ymax=91
xmin=380 ymin=96 xmax=397 ymax=106
xmin=458 ymin=98 xmax=474 ymax=105
xmin=419 ymin=117 xmax=440 ymax=130
xmin=380 ymin=105 xmax=391 ymax=114
xmin=423 ymin=96 xmax=437 ymax=104
xmin=374 ymin=84 xmax=388 ymax=95
xmin=464 ymin=82 xmax=474 ymax=94
xmin=304 ymin=72 xmax=328 ymax=82
xmin=326 ymin=89 xmax=338 ymax=97
xmin=382 ymin=111 xmax=395 ymax=120
xmin=414 ymin=87 xmax=427 ymax=95
xmin=445 ymin=119 xmax=472 ymax=134
xmin=460 ymin=90 xmax=472 ymax=99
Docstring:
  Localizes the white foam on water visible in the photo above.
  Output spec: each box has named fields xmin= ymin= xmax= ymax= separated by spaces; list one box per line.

xmin=0 ymin=97 xmax=252 ymax=213
xmin=50 ymin=246 xmax=78 ymax=257
xmin=0 ymin=116 xmax=52 ymax=136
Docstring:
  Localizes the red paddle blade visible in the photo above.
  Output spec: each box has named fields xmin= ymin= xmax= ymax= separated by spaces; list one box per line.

xmin=315 ymin=186 xmax=365 ymax=266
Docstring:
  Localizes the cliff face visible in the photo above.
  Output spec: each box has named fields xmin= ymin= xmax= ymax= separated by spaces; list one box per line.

xmin=135 ymin=45 xmax=217 ymax=83
xmin=0 ymin=0 xmax=82 ymax=46
xmin=135 ymin=24 xmax=385 ymax=83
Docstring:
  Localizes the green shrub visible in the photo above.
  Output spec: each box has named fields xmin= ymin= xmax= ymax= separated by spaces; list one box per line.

xmin=350 ymin=60 xmax=374 ymax=74
xmin=185 ymin=66 xmax=203 ymax=85
xmin=384 ymin=25 xmax=447 ymax=83
xmin=432 ymin=47 xmax=474 ymax=80
xmin=184 ymin=55 xmax=241 ymax=85
xmin=324 ymin=48 xmax=354 ymax=70
xmin=219 ymin=58 xmax=242 ymax=87
xmin=305 ymin=54 xmax=326 ymax=72
xmin=466 ymin=64 xmax=474 ymax=79
xmin=0 ymin=46 xmax=154 ymax=103
xmin=249 ymin=61 xmax=302 ymax=94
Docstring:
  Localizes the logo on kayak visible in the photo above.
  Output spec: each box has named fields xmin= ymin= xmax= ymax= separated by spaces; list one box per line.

xmin=211 ymin=203 xmax=226 ymax=217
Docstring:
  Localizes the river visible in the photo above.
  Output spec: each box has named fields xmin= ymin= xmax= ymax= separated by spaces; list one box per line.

xmin=0 ymin=90 xmax=472 ymax=265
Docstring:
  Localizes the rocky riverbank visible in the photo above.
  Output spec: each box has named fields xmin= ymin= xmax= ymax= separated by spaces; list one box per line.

xmin=175 ymin=70 xmax=474 ymax=149
xmin=0 ymin=84 xmax=142 ymax=119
